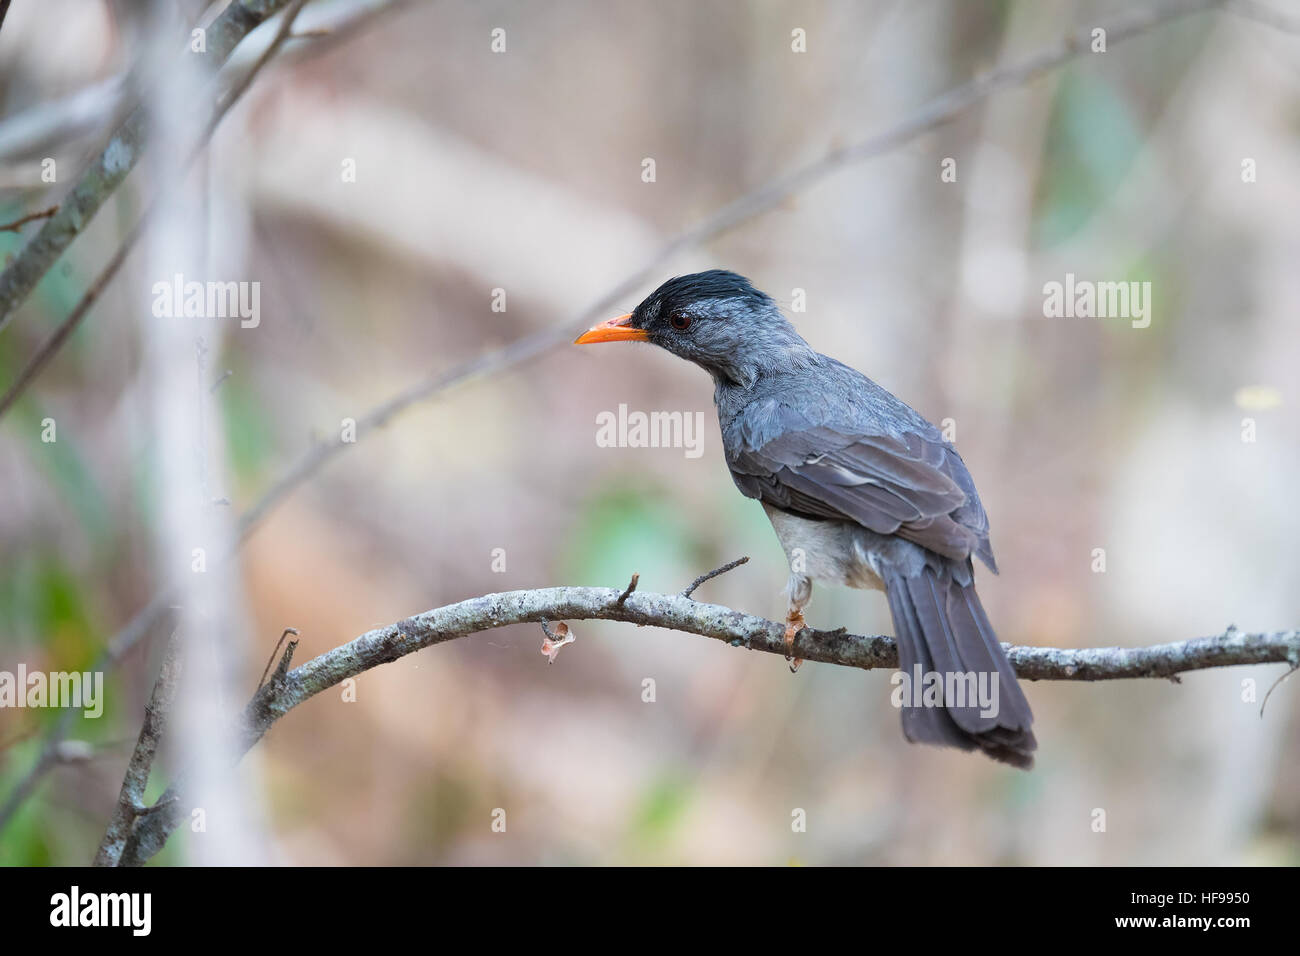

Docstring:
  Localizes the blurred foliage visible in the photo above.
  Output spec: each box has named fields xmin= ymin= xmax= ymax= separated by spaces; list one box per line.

xmin=624 ymin=769 xmax=693 ymax=858
xmin=404 ymin=766 xmax=480 ymax=858
xmin=563 ymin=478 xmax=703 ymax=588
xmin=1033 ymin=71 xmax=1142 ymax=248
xmin=1 ymin=556 xmax=99 ymax=663
xmin=219 ymin=371 xmax=277 ymax=489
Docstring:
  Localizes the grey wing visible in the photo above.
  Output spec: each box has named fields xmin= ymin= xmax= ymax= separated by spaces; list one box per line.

xmin=727 ymin=415 xmax=997 ymax=572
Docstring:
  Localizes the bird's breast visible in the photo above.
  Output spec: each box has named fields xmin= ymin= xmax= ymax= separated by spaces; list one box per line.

xmin=761 ymin=503 xmax=885 ymax=592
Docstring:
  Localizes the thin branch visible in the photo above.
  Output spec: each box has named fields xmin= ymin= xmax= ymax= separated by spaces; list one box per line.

xmin=1259 ymin=662 xmax=1299 ymax=717
xmin=209 ymin=368 xmax=235 ymax=393
xmin=267 ymin=635 xmax=300 ymax=686
xmin=0 ymin=0 xmax=1232 ymax=834
xmin=0 ymin=205 xmax=58 ymax=232
xmin=256 ymin=627 xmax=300 ymax=691
xmin=0 ymin=217 xmax=148 ymax=419
xmin=210 ymin=0 xmax=311 ymax=133
xmin=0 ymin=0 xmax=309 ymax=420
xmin=113 ymin=584 xmax=1300 ymax=865
xmin=91 ymin=629 xmax=182 ymax=867
xmin=682 ymin=556 xmax=749 ymax=598
xmin=616 ymin=573 xmax=639 ymax=606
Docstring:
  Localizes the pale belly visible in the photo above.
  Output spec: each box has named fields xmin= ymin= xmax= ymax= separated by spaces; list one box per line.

xmin=761 ymin=503 xmax=885 ymax=592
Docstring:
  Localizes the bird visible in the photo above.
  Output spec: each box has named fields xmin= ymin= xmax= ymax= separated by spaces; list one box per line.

xmin=574 ymin=269 xmax=1036 ymax=768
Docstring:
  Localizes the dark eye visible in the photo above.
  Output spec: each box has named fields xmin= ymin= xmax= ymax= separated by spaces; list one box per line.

xmin=669 ymin=313 xmax=692 ymax=331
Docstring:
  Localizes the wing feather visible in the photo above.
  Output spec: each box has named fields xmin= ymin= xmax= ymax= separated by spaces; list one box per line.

xmin=726 ymin=407 xmax=996 ymax=569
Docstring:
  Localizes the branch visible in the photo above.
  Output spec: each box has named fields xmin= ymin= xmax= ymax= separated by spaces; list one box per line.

xmin=682 ymin=556 xmax=749 ymax=598
xmin=112 ymin=582 xmax=1299 ymax=864
xmin=91 ymin=630 xmax=182 ymax=867
xmin=0 ymin=205 xmax=58 ymax=232
xmin=256 ymin=627 xmax=300 ymax=690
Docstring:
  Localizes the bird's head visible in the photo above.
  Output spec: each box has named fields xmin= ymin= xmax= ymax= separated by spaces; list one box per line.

xmin=574 ymin=270 xmax=814 ymax=388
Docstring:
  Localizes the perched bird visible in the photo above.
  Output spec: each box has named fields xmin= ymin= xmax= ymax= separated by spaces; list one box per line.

xmin=575 ymin=270 xmax=1035 ymax=767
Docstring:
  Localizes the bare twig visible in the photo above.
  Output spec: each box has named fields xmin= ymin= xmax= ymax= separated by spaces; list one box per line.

xmin=1259 ymin=662 xmax=1299 ymax=717
xmin=256 ymin=627 xmax=300 ymax=691
xmin=0 ymin=205 xmax=58 ymax=232
xmin=91 ymin=629 xmax=182 ymax=867
xmin=268 ymin=636 xmax=299 ymax=685
xmin=111 ymin=585 xmax=1299 ymax=865
xmin=681 ymin=556 xmax=750 ymax=598
xmin=616 ymin=573 xmax=640 ymax=606
xmin=0 ymin=216 xmax=148 ymax=419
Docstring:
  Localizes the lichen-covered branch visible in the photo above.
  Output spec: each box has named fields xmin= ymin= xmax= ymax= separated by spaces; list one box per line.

xmin=112 ymin=582 xmax=1300 ymax=865
xmin=259 ymin=588 xmax=1300 ymax=696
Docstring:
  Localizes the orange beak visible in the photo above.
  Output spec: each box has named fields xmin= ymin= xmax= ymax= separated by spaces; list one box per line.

xmin=574 ymin=313 xmax=648 ymax=345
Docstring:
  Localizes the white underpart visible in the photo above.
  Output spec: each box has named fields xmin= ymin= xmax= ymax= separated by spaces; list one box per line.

xmin=761 ymin=504 xmax=885 ymax=615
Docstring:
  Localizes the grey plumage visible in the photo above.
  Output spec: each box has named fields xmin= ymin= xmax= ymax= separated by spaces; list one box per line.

xmin=585 ymin=270 xmax=1036 ymax=767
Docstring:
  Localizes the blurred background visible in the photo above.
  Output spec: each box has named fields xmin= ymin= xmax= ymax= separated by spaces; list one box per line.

xmin=0 ymin=0 xmax=1297 ymax=865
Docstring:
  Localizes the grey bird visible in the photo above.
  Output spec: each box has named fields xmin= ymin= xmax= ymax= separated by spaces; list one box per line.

xmin=575 ymin=270 xmax=1036 ymax=768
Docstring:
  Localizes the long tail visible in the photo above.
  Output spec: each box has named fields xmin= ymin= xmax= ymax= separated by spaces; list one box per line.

xmin=882 ymin=564 xmax=1036 ymax=769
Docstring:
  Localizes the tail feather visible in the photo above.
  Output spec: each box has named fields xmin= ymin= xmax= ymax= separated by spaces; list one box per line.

xmin=884 ymin=576 xmax=976 ymax=754
xmin=884 ymin=565 xmax=1036 ymax=769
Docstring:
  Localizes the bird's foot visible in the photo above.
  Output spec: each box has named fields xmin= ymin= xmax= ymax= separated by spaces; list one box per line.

xmin=784 ymin=609 xmax=806 ymax=673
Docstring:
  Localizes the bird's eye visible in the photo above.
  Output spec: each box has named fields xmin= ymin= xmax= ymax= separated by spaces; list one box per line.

xmin=669 ymin=313 xmax=692 ymax=331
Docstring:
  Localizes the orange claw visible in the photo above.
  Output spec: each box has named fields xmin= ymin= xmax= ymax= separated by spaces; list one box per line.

xmin=784 ymin=610 xmax=805 ymax=673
